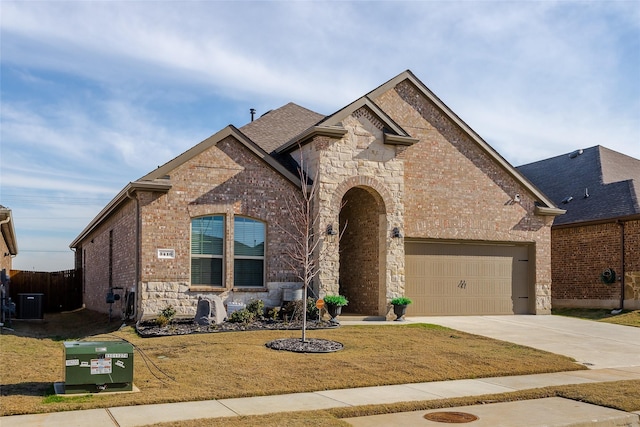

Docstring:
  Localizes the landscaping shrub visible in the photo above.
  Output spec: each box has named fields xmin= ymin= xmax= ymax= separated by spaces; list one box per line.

xmin=282 ymin=298 xmax=319 ymax=321
xmin=227 ymin=308 xmax=255 ymax=324
xmin=246 ymin=299 xmax=265 ymax=318
xmin=266 ymin=307 xmax=280 ymax=321
xmin=155 ymin=315 xmax=170 ymax=327
xmin=155 ymin=304 xmax=176 ymax=327
xmin=306 ymin=297 xmax=319 ymax=319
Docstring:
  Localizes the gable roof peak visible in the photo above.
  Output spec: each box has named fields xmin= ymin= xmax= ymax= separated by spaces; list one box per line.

xmin=275 ymin=95 xmax=419 ymax=153
xmin=365 ymin=69 xmax=562 ymax=213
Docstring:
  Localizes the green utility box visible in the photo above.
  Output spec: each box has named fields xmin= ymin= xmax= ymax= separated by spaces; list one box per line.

xmin=63 ymin=341 xmax=134 ymax=393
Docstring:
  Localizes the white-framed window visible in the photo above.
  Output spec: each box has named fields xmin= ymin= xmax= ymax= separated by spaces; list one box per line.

xmin=191 ymin=216 xmax=224 ymax=286
xmin=233 ymin=216 xmax=265 ymax=287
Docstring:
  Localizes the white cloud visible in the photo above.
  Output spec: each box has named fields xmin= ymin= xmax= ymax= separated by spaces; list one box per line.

xmin=2 ymin=0 xmax=639 ymax=271
xmin=2 ymin=99 xmax=201 ymax=179
xmin=0 ymin=167 xmax=119 ymax=196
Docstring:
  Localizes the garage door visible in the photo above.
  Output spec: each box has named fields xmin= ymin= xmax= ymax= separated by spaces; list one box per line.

xmin=405 ymin=242 xmax=530 ymax=315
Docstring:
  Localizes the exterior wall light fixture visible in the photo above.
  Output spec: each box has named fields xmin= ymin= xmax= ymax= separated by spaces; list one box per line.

xmin=392 ymin=227 xmax=402 ymax=238
xmin=326 ymin=224 xmax=338 ymax=236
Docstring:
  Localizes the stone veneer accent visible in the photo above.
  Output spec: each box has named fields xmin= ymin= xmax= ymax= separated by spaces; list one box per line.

xmin=626 ymin=272 xmax=640 ymax=310
xmin=138 ymin=281 xmax=302 ymax=319
xmin=292 ymin=111 xmax=406 ymax=316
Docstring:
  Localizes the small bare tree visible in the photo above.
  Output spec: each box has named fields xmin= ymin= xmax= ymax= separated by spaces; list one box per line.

xmin=279 ymin=148 xmax=344 ymax=342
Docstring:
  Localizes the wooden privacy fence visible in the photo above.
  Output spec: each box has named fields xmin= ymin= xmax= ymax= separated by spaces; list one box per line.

xmin=8 ymin=269 xmax=82 ymax=313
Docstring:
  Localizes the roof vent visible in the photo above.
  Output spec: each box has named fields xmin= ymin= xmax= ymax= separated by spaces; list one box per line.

xmin=569 ymin=149 xmax=584 ymax=159
xmin=562 ymin=196 xmax=573 ymax=204
xmin=250 ymin=108 xmax=256 ymax=122
xmin=584 ymin=188 xmax=589 ymax=198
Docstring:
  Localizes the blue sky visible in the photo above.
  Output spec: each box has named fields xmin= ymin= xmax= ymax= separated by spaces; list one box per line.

xmin=1 ymin=1 xmax=639 ymax=271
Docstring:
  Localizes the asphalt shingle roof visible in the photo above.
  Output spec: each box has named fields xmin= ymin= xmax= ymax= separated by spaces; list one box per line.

xmin=239 ymin=102 xmax=325 ymax=154
xmin=517 ymin=145 xmax=640 ymax=226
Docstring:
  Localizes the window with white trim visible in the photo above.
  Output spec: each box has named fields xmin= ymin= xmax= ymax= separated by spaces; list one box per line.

xmin=191 ymin=216 xmax=224 ymax=286
xmin=233 ymin=216 xmax=265 ymax=287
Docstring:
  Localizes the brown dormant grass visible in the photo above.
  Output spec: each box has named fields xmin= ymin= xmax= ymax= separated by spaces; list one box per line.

xmin=553 ymin=308 xmax=640 ymax=327
xmin=0 ymin=310 xmax=584 ymax=416
xmin=600 ymin=310 xmax=640 ymax=327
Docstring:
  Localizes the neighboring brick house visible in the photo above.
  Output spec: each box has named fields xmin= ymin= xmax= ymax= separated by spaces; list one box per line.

xmin=1 ymin=205 xmax=18 ymax=275
xmin=518 ymin=146 xmax=640 ymax=310
xmin=71 ymin=70 xmax=565 ymax=320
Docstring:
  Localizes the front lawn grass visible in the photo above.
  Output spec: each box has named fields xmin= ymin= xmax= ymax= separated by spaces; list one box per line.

xmin=0 ymin=310 xmax=585 ymax=417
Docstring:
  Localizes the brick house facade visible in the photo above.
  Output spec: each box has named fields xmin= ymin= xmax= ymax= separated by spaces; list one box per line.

xmin=71 ymin=71 xmax=564 ymax=320
xmin=519 ymin=146 xmax=640 ymax=310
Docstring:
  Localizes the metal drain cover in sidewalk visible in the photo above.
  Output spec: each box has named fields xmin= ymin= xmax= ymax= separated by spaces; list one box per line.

xmin=424 ymin=411 xmax=479 ymax=423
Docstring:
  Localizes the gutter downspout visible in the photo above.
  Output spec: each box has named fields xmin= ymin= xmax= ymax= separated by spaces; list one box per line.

xmin=618 ymin=221 xmax=625 ymax=311
xmin=126 ymin=190 xmax=140 ymax=320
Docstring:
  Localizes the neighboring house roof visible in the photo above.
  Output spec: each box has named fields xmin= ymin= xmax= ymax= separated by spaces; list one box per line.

xmin=517 ymin=145 xmax=640 ymax=226
xmin=0 ymin=205 xmax=18 ymax=255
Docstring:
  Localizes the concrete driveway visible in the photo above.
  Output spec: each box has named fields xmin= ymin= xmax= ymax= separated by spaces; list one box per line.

xmin=411 ymin=315 xmax=640 ymax=369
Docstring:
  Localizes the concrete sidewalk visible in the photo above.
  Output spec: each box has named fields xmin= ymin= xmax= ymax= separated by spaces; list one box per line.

xmin=346 ymin=397 xmax=640 ymax=427
xmin=2 ymin=366 xmax=639 ymax=427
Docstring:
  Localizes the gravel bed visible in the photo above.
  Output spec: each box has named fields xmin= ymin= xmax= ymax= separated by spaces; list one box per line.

xmin=265 ymin=338 xmax=344 ymax=353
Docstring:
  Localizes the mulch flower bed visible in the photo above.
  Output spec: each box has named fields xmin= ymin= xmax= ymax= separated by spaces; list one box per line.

xmin=135 ymin=318 xmax=337 ymax=338
xmin=136 ymin=318 xmax=344 ymax=353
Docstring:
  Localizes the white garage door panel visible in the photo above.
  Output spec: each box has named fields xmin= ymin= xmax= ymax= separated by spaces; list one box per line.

xmin=405 ymin=243 xmax=530 ymax=316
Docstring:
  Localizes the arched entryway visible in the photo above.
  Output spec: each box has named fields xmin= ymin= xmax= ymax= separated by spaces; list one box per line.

xmin=339 ymin=186 xmax=386 ymax=316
